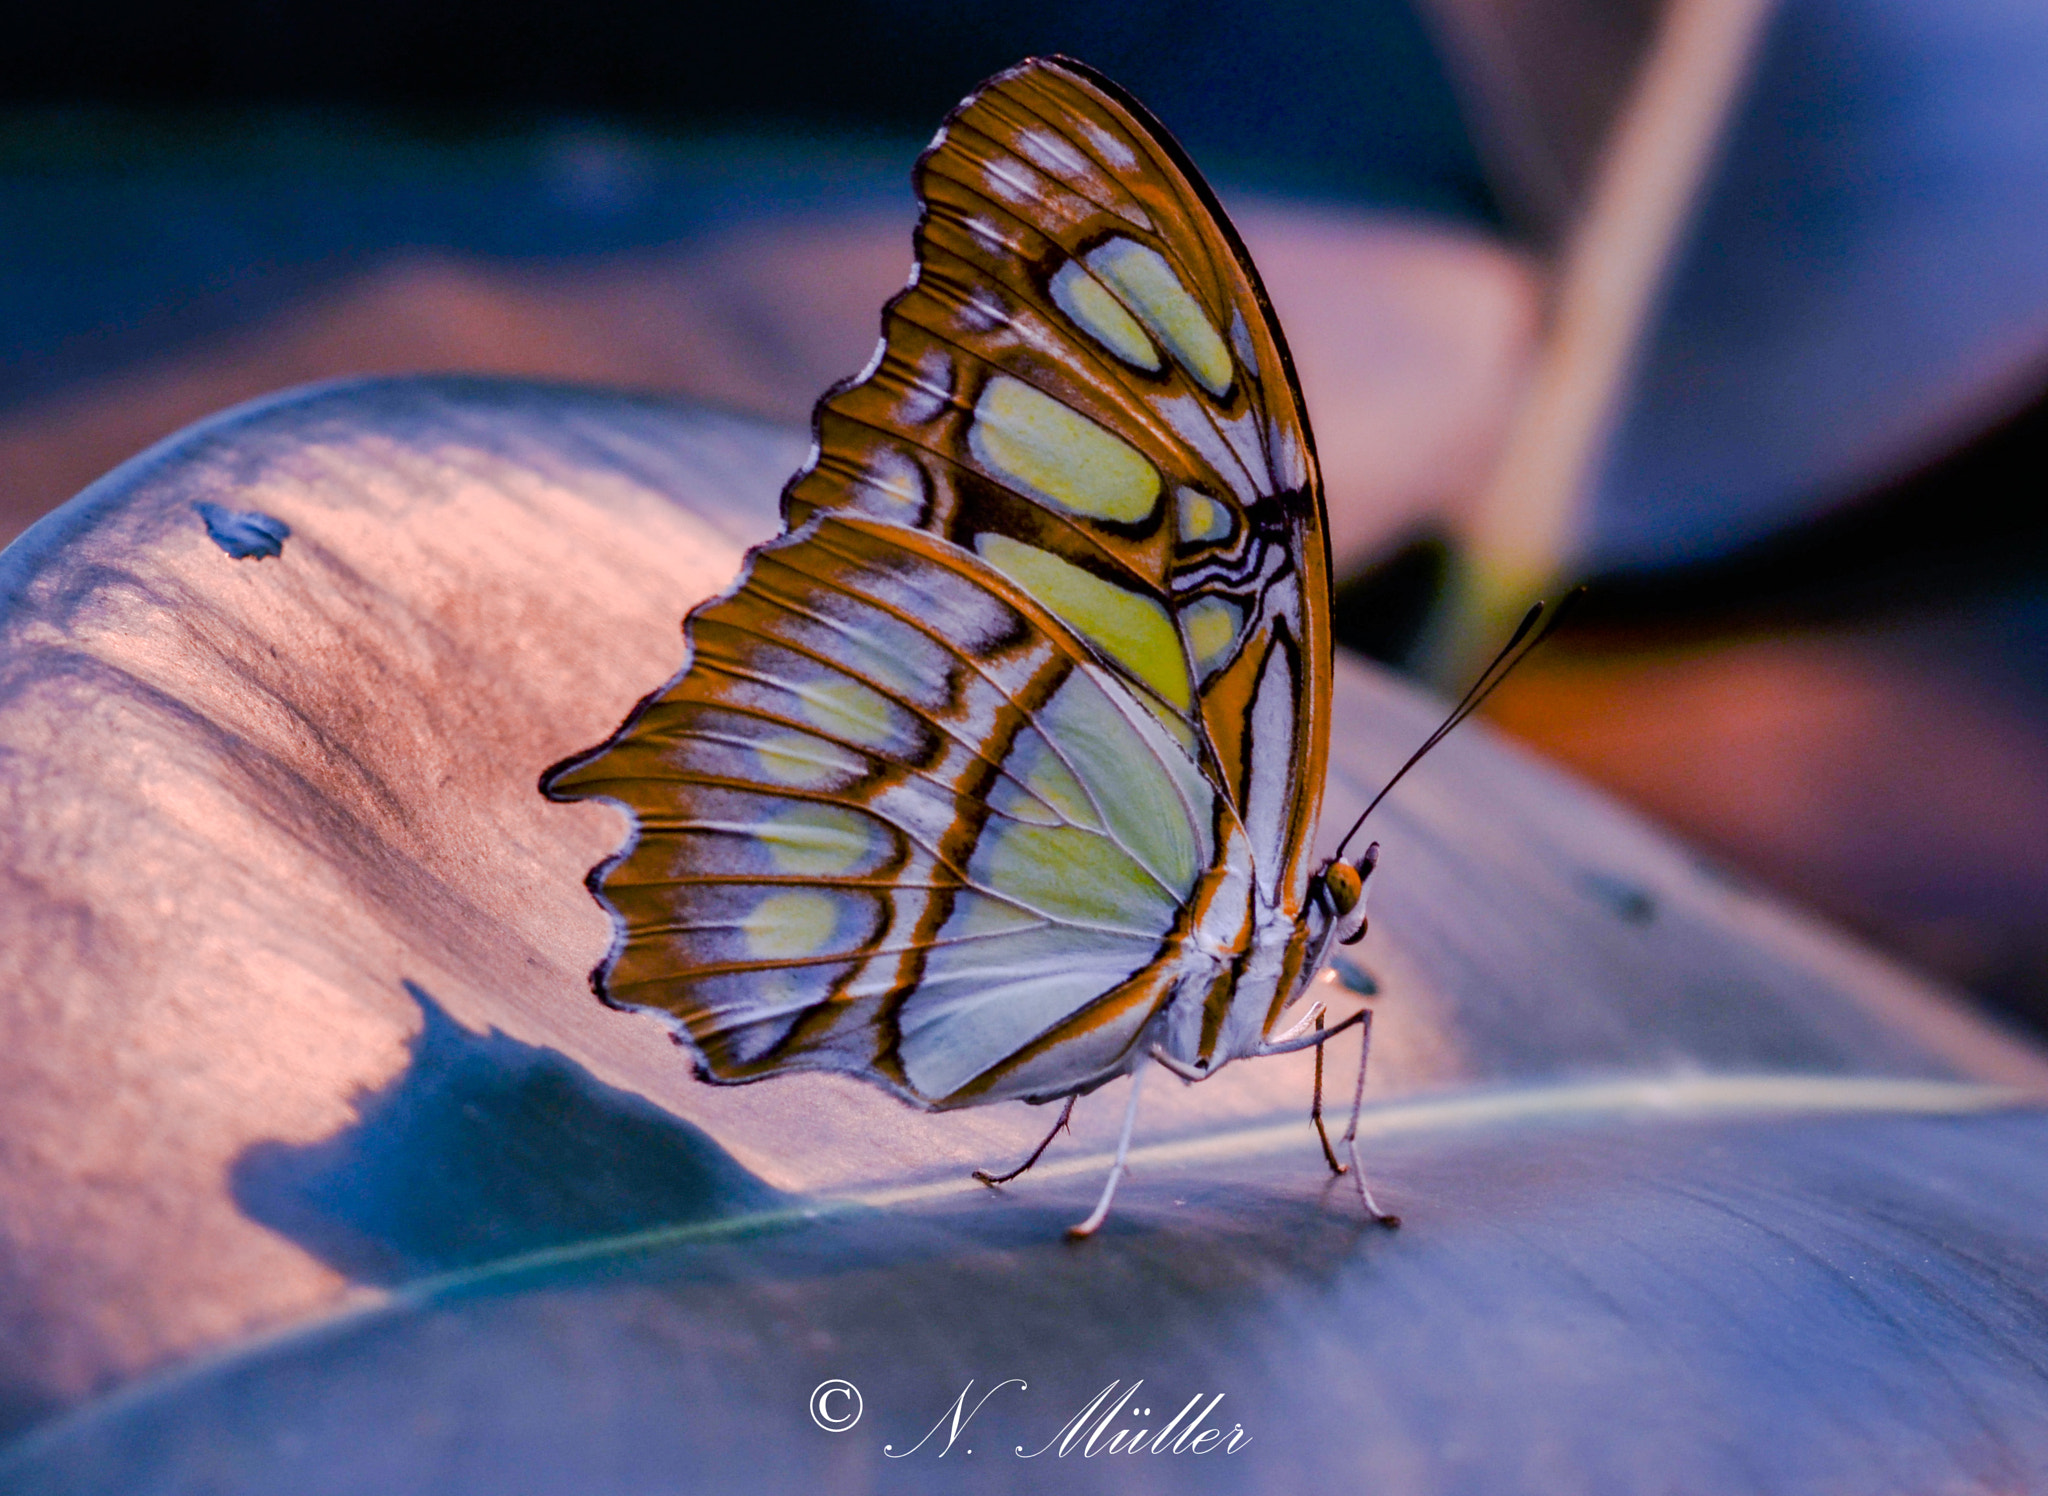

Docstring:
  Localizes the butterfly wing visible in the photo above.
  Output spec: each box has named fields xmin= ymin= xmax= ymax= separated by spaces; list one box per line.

xmin=546 ymin=57 xmax=1333 ymax=1104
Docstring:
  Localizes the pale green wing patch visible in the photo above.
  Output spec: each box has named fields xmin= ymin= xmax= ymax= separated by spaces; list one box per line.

xmin=1085 ymin=237 xmax=1235 ymax=397
xmin=975 ymin=532 xmax=1191 ymax=711
xmin=1034 ymin=663 xmax=1210 ymax=895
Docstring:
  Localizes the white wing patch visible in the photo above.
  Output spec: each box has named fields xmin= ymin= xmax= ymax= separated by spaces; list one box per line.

xmin=1015 ymin=125 xmax=1092 ymax=178
xmin=897 ymin=348 xmax=955 ymax=424
xmin=899 ymin=934 xmax=1157 ymax=1101
xmin=1154 ymin=393 xmax=1264 ymax=508
xmin=1242 ymin=639 xmax=1296 ymax=899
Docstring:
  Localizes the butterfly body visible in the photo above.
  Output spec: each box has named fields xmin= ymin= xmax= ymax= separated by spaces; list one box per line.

xmin=546 ymin=57 xmax=1384 ymax=1220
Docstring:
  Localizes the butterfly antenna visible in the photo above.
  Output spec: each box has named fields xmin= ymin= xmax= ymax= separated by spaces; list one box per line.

xmin=1333 ymin=586 xmax=1585 ymax=861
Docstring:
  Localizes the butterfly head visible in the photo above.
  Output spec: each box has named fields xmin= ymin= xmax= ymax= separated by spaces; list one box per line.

xmin=1316 ymin=840 xmax=1379 ymax=947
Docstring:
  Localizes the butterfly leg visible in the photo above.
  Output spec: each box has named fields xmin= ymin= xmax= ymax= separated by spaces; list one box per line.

xmin=1251 ymin=1003 xmax=1364 ymax=1057
xmin=1146 ymin=1046 xmax=1208 ymax=1082
xmin=1310 ymin=1012 xmax=1347 ymax=1175
xmin=1338 ymin=1008 xmax=1400 ymax=1229
xmin=973 ymin=1094 xmax=1077 ymax=1187
xmin=1253 ymin=1007 xmax=1397 ymax=1226
xmin=1066 ymin=1062 xmax=1148 ymax=1240
xmin=1256 ymin=1006 xmax=1363 ymax=1170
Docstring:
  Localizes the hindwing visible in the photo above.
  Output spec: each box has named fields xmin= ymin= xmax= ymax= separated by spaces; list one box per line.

xmin=550 ymin=513 xmax=1218 ymax=1105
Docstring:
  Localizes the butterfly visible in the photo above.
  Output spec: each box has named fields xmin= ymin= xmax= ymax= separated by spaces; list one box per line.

xmin=546 ymin=56 xmax=1414 ymax=1238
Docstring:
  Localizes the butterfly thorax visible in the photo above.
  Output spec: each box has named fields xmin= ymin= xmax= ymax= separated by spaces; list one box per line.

xmin=1147 ymin=824 xmax=1337 ymax=1078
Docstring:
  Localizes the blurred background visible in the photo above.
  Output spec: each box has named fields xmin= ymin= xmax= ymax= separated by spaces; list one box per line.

xmin=4 ymin=0 xmax=2046 ymax=1030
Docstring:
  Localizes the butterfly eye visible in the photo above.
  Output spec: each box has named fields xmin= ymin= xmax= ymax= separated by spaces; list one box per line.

xmin=1323 ymin=861 xmax=1363 ymax=915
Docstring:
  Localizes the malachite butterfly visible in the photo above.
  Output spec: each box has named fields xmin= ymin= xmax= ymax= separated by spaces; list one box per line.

xmin=544 ymin=55 xmax=1398 ymax=1236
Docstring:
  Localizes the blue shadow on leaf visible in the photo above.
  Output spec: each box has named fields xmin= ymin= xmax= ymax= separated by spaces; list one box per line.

xmin=230 ymin=982 xmax=783 ymax=1285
